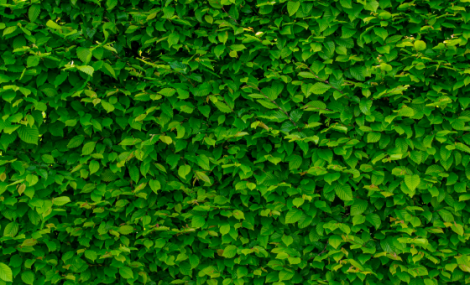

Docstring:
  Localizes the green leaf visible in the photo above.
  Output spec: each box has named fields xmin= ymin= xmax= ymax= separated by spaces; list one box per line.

xmin=160 ymin=136 xmax=173 ymax=144
xmin=76 ymin=65 xmax=94 ymax=77
xmin=366 ymin=214 xmax=381 ymax=230
xmin=335 ymin=184 xmax=353 ymax=201
xmin=17 ymin=126 xmax=39 ymax=145
xmin=41 ymin=154 xmax=54 ymax=164
xmin=282 ymin=235 xmax=294 ymax=246
xmin=67 ymin=135 xmax=85 ymax=148
xmin=21 ymin=271 xmax=35 ymax=284
xmin=287 ymin=1 xmax=300 ymax=16
xmin=53 ymin=196 xmax=71 ymax=206
xmin=374 ymin=27 xmax=388 ymax=40
xmin=325 ymin=172 xmax=341 ymax=185
xmin=149 ymin=179 xmax=161 ymax=194
xmin=103 ymin=63 xmax=116 ymax=79
xmin=178 ymin=165 xmax=191 ymax=179
xmin=404 ymin=174 xmax=420 ymax=192
xmin=77 ymin=47 xmax=92 ymax=64
xmin=359 ymin=99 xmax=372 ymax=115
xmin=285 ymin=209 xmax=303 ymax=224
xmin=119 ymin=267 xmax=134 ymax=279
xmin=414 ymin=40 xmax=427 ymax=51
xmin=0 ymin=263 xmax=13 ymax=282
xmin=398 ymin=107 xmax=415 ymax=117
xmin=119 ymin=137 xmax=142 ymax=145
xmin=3 ymin=26 xmax=17 ymax=37
xmin=28 ymin=5 xmax=41 ymax=22
xmin=298 ymin=72 xmax=316 ymax=78
xmin=89 ymin=160 xmax=100 ymax=175
xmin=309 ymin=82 xmax=331 ymax=95
xmin=351 ymin=200 xmax=368 ymax=216
xmin=304 ymin=100 xmax=327 ymax=111
xmin=257 ymin=100 xmax=278 ymax=109
xmin=367 ymin=132 xmax=381 ymax=143
xmin=3 ymin=222 xmax=19 ymax=237
xmin=214 ymin=101 xmax=233 ymax=113
xmin=220 ymin=224 xmax=230 ymax=235
xmin=106 ymin=0 xmax=118 ymax=10
xmin=329 ymin=235 xmax=343 ymax=249
xmin=288 ymin=155 xmax=302 ymax=170
xmin=438 ymin=210 xmax=454 ymax=222
xmin=85 ymin=250 xmax=98 ymax=262
xmin=46 ymin=19 xmax=62 ymax=30
xmin=192 ymin=216 xmax=205 ymax=228
xmin=195 ymin=171 xmax=211 ymax=183
xmin=119 ymin=225 xmax=134 ymax=235
xmin=233 ymin=210 xmax=245 ymax=220
xmin=456 ymin=143 xmax=470 ymax=154
xmin=159 ymin=88 xmax=176 ymax=97
xmin=82 ymin=141 xmax=96 ymax=155
xmin=223 ymin=245 xmax=238 ymax=258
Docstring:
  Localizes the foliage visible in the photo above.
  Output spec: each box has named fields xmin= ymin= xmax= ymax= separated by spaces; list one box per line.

xmin=1 ymin=0 xmax=470 ymax=284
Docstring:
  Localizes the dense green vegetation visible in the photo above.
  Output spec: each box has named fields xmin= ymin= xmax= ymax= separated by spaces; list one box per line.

xmin=1 ymin=0 xmax=470 ymax=284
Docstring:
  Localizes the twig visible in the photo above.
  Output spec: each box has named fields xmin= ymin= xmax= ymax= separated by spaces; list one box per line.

xmin=175 ymin=71 xmax=196 ymax=88
xmin=318 ymin=243 xmax=328 ymax=256
xmin=222 ymin=7 xmax=238 ymax=24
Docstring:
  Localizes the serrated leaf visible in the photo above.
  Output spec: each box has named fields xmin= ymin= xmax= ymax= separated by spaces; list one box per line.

xmin=28 ymin=5 xmax=41 ymax=22
xmin=329 ymin=235 xmax=343 ymax=249
xmin=53 ymin=196 xmax=71 ymax=206
xmin=3 ymin=222 xmax=19 ymax=237
xmin=77 ymin=47 xmax=92 ymax=64
xmin=89 ymin=160 xmax=100 ymax=175
xmin=288 ymin=155 xmax=302 ymax=170
xmin=21 ymin=271 xmax=35 ymax=285
xmin=223 ymin=245 xmax=237 ymax=258
xmin=214 ymin=101 xmax=232 ymax=113
xmin=119 ymin=267 xmax=134 ymax=279
xmin=119 ymin=225 xmax=134 ymax=235
xmin=82 ymin=141 xmax=96 ymax=155
xmin=178 ymin=165 xmax=191 ymax=179
xmin=85 ymin=250 xmax=98 ymax=262
xmin=404 ymin=174 xmax=420 ymax=192
xmin=3 ymin=26 xmax=17 ymax=37
xmin=76 ymin=65 xmax=94 ymax=77
xmin=287 ymin=1 xmax=300 ymax=16
xmin=67 ymin=135 xmax=85 ymax=148
xmin=351 ymin=200 xmax=368 ymax=216
xmin=158 ymin=88 xmax=176 ymax=97
xmin=149 ymin=179 xmax=161 ymax=194
xmin=309 ymin=82 xmax=331 ymax=95
xmin=298 ymin=72 xmax=316 ymax=78
xmin=285 ymin=209 xmax=303 ymax=224
xmin=17 ymin=126 xmax=39 ymax=145
xmin=0 ymin=263 xmax=13 ymax=282
xmin=414 ymin=40 xmax=427 ymax=51
xmin=335 ymin=184 xmax=353 ymax=201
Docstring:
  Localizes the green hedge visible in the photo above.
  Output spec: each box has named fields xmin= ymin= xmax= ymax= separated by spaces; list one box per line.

xmin=1 ymin=0 xmax=470 ymax=284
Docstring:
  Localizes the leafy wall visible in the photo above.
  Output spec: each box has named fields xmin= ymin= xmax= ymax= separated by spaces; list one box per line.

xmin=1 ymin=0 xmax=470 ymax=284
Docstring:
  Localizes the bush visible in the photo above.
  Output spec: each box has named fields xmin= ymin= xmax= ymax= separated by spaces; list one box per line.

xmin=1 ymin=0 xmax=470 ymax=284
